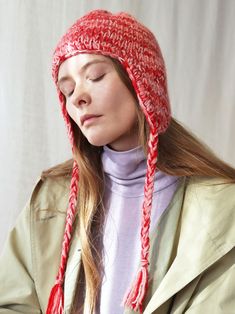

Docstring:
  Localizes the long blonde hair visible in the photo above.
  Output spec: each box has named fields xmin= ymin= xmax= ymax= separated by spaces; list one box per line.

xmin=42 ymin=58 xmax=235 ymax=313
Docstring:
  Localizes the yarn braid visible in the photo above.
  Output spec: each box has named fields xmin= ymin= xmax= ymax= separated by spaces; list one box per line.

xmin=46 ymin=92 xmax=79 ymax=314
xmin=123 ymin=125 xmax=159 ymax=313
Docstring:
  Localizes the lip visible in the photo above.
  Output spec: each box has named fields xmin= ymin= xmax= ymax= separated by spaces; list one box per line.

xmin=80 ymin=114 xmax=102 ymax=126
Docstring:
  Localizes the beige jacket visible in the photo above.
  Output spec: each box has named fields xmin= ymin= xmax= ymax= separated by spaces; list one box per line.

xmin=0 ymin=176 xmax=235 ymax=314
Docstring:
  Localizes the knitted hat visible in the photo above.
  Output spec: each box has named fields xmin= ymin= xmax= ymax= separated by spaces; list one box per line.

xmin=47 ymin=9 xmax=171 ymax=313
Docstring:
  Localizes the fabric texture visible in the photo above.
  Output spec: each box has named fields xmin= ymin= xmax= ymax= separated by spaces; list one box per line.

xmin=0 ymin=176 xmax=235 ymax=313
xmin=50 ymin=9 xmax=171 ymax=313
xmin=100 ymin=145 xmax=179 ymax=313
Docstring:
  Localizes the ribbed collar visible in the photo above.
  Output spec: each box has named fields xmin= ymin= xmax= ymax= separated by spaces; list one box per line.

xmin=102 ymin=145 xmax=178 ymax=197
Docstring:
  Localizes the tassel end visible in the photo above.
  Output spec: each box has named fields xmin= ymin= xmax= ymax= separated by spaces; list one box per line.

xmin=46 ymin=283 xmax=64 ymax=314
xmin=123 ymin=266 xmax=148 ymax=313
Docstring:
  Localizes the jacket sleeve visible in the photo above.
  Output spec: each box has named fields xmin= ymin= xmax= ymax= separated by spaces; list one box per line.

xmin=0 ymin=202 xmax=42 ymax=313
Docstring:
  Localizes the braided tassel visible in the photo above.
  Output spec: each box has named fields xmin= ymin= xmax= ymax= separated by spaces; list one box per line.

xmin=123 ymin=265 xmax=148 ymax=313
xmin=46 ymin=281 xmax=64 ymax=314
xmin=123 ymin=128 xmax=159 ymax=313
xmin=46 ymin=161 xmax=79 ymax=314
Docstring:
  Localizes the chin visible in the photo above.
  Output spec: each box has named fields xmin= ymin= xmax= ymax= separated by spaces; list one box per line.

xmin=86 ymin=137 xmax=109 ymax=147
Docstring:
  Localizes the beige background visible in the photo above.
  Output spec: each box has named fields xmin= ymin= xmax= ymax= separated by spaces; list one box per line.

xmin=0 ymin=0 xmax=235 ymax=252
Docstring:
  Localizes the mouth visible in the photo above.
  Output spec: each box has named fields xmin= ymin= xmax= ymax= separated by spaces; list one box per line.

xmin=80 ymin=114 xmax=102 ymax=126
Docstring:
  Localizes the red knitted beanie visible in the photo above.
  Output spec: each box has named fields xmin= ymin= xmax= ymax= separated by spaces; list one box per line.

xmin=48 ymin=9 xmax=171 ymax=313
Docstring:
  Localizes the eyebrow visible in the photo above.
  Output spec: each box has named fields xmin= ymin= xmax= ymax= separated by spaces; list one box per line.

xmin=57 ymin=59 xmax=108 ymax=86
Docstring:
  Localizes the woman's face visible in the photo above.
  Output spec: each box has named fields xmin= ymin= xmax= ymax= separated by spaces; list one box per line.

xmin=57 ymin=54 xmax=139 ymax=151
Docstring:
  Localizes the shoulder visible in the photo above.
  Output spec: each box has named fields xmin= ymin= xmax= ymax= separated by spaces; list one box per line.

xmin=183 ymin=176 xmax=235 ymax=251
xmin=185 ymin=176 xmax=235 ymax=208
xmin=30 ymin=175 xmax=71 ymax=214
xmin=187 ymin=175 xmax=235 ymax=189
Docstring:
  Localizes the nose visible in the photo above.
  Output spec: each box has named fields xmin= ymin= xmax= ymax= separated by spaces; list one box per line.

xmin=70 ymin=85 xmax=91 ymax=108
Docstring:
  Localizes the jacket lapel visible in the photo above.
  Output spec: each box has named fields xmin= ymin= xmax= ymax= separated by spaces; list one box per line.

xmin=144 ymin=178 xmax=235 ymax=313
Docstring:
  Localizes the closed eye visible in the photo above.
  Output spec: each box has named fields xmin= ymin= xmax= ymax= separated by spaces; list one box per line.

xmin=62 ymin=90 xmax=74 ymax=98
xmin=90 ymin=74 xmax=106 ymax=82
xmin=67 ymin=90 xmax=74 ymax=97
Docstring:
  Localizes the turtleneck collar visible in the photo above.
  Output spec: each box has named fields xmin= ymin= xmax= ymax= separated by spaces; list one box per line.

xmin=102 ymin=145 xmax=178 ymax=197
xmin=102 ymin=145 xmax=146 ymax=180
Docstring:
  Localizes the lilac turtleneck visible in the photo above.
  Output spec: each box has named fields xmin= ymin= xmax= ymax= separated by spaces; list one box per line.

xmin=98 ymin=146 xmax=179 ymax=313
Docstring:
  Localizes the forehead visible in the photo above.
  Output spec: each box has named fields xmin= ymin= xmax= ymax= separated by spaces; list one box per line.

xmin=58 ymin=53 xmax=112 ymax=80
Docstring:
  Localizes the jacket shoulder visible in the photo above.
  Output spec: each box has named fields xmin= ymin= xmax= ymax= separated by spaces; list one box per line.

xmin=30 ymin=175 xmax=71 ymax=214
xmin=185 ymin=176 xmax=235 ymax=250
xmin=186 ymin=176 xmax=235 ymax=208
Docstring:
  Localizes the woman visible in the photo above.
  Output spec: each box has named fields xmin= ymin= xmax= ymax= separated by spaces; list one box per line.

xmin=0 ymin=9 xmax=235 ymax=314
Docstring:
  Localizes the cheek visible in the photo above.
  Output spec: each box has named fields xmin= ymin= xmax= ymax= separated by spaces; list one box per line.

xmin=113 ymin=92 xmax=138 ymax=123
xmin=102 ymin=82 xmax=136 ymax=114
